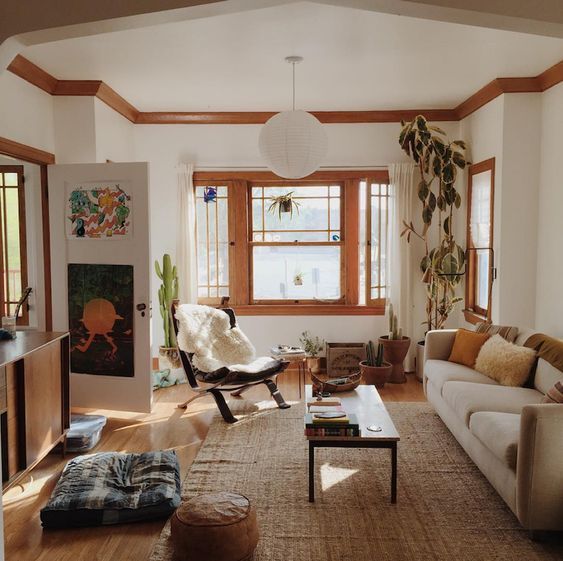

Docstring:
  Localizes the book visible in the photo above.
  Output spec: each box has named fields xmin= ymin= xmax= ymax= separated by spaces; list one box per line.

xmin=305 ymin=427 xmax=360 ymax=437
xmin=308 ymin=405 xmax=346 ymax=414
xmin=304 ymin=413 xmax=359 ymax=428
xmin=306 ymin=397 xmax=341 ymax=408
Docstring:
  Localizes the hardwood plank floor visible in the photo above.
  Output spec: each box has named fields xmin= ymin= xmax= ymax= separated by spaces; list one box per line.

xmin=3 ymin=372 xmax=424 ymax=561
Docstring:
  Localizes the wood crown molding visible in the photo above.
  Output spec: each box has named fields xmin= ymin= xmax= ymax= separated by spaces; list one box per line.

xmin=0 ymin=136 xmax=55 ymax=165
xmin=193 ymin=169 xmax=390 ymax=182
xmin=7 ymin=55 xmax=563 ymax=125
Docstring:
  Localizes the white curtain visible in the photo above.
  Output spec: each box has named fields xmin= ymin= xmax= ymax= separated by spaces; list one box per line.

xmin=387 ymin=163 xmax=416 ymax=371
xmin=177 ymin=163 xmax=198 ymax=304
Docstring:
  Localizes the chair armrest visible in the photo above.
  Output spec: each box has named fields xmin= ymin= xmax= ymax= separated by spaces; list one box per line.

xmin=423 ymin=329 xmax=458 ymax=362
xmin=517 ymin=404 xmax=563 ymax=530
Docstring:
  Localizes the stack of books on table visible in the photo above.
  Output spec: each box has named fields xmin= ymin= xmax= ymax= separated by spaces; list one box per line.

xmin=304 ymin=397 xmax=360 ymax=437
xmin=270 ymin=345 xmax=307 ymax=360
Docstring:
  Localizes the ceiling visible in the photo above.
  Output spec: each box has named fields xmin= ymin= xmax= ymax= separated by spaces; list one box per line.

xmin=22 ymin=2 xmax=563 ymax=112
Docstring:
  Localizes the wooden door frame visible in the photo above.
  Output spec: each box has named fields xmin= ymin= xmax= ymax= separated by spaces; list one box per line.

xmin=0 ymin=136 xmax=55 ymax=330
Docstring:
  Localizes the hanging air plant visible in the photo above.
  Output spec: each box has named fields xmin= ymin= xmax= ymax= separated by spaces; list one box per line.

xmin=268 ymin=192 xmax=301 ymax=219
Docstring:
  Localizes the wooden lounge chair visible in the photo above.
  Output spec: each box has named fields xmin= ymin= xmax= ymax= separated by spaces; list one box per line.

xmin=171 ymin=300 xmax=290 ymax=423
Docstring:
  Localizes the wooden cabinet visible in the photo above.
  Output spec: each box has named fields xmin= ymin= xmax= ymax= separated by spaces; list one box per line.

xmin=0 ymin=332 xmax=70 ymax=489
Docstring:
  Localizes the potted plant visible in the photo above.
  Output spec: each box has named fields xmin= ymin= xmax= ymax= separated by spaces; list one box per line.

xmin=378 ymin=303 xmax=411 ymax=384
xmin=155 ymin=254 xmax=180 ymax=369
xmin=299 ymin=331 xmax=324 ymax=374
xmin=360 ymin=341 xmax=392 ymax=388
xmin=268 ymin=192 xmax=301 ymax=219
xmin=399 ymin=115 xmax=469 ymax=333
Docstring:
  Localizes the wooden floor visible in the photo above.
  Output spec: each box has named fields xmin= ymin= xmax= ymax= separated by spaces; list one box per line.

xmin=3 ymin=372 xmax=424 ymax=561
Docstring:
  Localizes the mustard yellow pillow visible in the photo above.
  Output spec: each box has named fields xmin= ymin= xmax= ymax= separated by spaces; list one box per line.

xmin=448 ymin=329 xmax=490 ymax=368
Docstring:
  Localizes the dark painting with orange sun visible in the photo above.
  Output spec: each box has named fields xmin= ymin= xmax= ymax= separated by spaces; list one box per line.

xmin=68 ymin=264 xmax=134 ymax=377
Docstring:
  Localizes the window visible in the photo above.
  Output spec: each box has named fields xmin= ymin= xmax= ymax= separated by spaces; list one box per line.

xmin=465 ymin=158 xmax=495 ymax=323
xmin=0 ymin=166 xmax=28 ymax=324
xmin=250 ymin=184 xmax=342 ymax=302
xmin=193 ymin=171 xmax=390 ymax=314
xmin=195 ymin=184 xmax=230 ymax=304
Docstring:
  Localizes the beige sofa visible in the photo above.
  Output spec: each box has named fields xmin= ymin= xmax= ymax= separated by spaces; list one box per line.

xmin=423 ymin=328 xmax=563 ymax=534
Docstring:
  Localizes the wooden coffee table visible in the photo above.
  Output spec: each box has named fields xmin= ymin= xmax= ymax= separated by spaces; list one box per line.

xmin=305 ymin=385 xmax=400 ymax=503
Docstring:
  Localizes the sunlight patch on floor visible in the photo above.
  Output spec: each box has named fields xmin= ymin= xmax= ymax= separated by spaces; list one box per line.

xmin=320 ymin=462 xmax=358 ymax=491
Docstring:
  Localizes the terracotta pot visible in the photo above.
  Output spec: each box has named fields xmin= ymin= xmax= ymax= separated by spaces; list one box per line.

xmin=159 ymin=346 xmax=181 ymax=370
xmin=359 ymin=361 xmax=392 ymax=389
xmin=378 ymin=336 xmax=411 ymax=384
xmin=306 ymin=357 xmax=321 ymax=374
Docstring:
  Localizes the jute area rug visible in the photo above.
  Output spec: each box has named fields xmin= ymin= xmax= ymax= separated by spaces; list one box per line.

xmin=150 ymin=399 xmax=563 ymax=561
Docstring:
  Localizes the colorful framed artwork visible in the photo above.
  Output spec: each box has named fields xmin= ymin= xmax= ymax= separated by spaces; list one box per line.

xmin=68 ymin=264 xmax=134 ymax=377
xmin=66 ymin=182 xmax=132 ymax=239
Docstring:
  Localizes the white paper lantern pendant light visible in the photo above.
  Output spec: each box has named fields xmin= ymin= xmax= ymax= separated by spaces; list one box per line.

xmin=259 ymin=56 xmax=328 ymax=179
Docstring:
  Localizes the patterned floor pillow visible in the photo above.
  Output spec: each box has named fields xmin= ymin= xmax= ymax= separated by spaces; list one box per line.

xmin=40 ymin=450 xmax=181 ymax=528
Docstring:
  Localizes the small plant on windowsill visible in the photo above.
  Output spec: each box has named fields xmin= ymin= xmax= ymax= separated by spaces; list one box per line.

xmin=299 ymin=331 xmax=324 ymax=374
xmin=268 ymin=192 xmax=301 ymax=220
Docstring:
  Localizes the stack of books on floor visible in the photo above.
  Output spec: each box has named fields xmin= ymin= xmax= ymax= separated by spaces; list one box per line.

xmin=305 ymin=397 xmax=360 ymax=437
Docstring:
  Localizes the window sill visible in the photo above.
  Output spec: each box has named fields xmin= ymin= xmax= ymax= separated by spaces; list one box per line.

xmin=463 ymin=309 xmax=488 ymax=325
xmin=231 ymin=304 xmax=385 ymax=316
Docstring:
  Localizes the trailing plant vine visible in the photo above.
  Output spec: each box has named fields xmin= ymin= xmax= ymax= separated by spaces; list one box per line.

xmin=398 ymin=115 xmax=470 ymax=331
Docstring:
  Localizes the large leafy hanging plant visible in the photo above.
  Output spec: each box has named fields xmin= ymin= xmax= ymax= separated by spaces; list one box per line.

xmin=399 ymin=115 xmax=470 ymax=331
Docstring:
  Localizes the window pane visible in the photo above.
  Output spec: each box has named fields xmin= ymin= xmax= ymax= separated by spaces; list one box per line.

xmin=4 ymin=173 xmax=18 ymax=187
xmin=5 ymin=188 xmax=22 ymax=303
xmin=359 ymin=181 xmax=367 ymax=305
xmin=252 ymin=245 xmax=341 ymax=300
xmin=369 ymin=183 xmax=389 ymax=301
xmin=195 ymin=186 xmax=229 ymax=300
xmin=476 ymin=250 xmax=489 ymax=310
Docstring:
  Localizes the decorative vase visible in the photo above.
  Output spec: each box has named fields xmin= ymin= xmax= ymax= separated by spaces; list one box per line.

xmin=378 ymin=336 xmax=411 ymax=384
xmin=415 ymin=340 xmax=425 ymax=383
xmin=306 ymin=357 xmax=321 ymax=374
xmin=359 ymin=361 xmax=392 ymax=389
xmin=159 ymin=346 xmax=181 ymax=370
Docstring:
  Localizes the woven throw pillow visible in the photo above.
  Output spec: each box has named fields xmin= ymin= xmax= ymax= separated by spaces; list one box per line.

xmin=475 ymin=322 xmax=519 ymax=343
xmin=542 ymin=380 xmax=563 ymax=403
xmin=475 ymin=334 xmax=537 ymax=386
xmin=448 ymin=328 xmax=490 ymax=368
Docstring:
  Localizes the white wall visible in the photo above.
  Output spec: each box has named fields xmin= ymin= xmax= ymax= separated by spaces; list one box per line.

xmin=93 ymin=99 xmax=134 ymax=163
xmin=0 ymin=71 xmax=55 ymax=152
xmin=53 ymin=97 xmax=97 ymax=163
xmin=535 ymin=82 xmax=563 ymax=336
xmin=133 ymin=121 xmax=461 ymax=354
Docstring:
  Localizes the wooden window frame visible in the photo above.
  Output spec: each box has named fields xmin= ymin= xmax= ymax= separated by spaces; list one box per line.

xmin=193 ymin=170 xmax=388 ymax=316
xmin=464 ymin=158 xmax=495 ymax=325
xmin=0 ymin=165 xmax=29 ymax=325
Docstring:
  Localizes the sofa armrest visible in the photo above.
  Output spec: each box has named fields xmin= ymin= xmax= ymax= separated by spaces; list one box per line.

xmin=516 ymin=404 xmax=563 ymax=530
xmin=423 ymin=329 xmax=458 ymax=362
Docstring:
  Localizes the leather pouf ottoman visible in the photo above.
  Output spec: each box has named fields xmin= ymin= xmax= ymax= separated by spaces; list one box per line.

xmin=170 ymin=492 xmax=259 ymax=561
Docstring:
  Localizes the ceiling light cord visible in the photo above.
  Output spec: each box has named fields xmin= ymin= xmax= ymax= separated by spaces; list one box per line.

xmin=292 ymin=60 xmax=296 ymax=111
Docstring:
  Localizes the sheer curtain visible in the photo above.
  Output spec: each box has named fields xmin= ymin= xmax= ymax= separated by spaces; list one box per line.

xmin=177 ymin=163 xmax=198 ymax=304
xmin=387 ymin=163 xmax=416 ymax=371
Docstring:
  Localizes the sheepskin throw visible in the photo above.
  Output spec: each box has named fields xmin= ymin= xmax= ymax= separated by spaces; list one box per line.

xmin=175 ymin=305 xmax=278 ymax=374
xmin=475 ymin=334 xmax=537 ymax=387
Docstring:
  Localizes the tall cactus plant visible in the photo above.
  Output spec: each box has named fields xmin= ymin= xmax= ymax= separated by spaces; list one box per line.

xmin=155 ymin=254 xmax=179 ymax=348
xmin=387 ymin=303 xmax=403 ymax=341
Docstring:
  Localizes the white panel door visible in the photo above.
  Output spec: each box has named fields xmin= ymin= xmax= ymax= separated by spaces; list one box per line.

xmin=48 ymin=162 xmax=152 ymax=413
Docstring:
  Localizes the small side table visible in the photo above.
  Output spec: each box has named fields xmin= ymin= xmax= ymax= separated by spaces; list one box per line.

xmin=271 ymin=349 xmax=308 ymax=399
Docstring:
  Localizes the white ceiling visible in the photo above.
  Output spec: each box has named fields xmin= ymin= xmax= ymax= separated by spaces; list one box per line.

xmin=23 ymin=2 xmax=563 ymax=112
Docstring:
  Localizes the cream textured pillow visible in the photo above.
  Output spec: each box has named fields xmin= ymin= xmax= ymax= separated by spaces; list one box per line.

xmin=475 ymin=334 xmax=537 ymax=387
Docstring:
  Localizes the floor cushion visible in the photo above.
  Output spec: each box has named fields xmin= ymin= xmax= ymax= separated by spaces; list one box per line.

xmin=40 ymin=450 xmax=181 ymax=528
xmin=425 ymin=359 xmax=498 ymax=395
xmin=469 ymin=411 xmax=521 ymax=470
xmin=441 ymin=381 xmax=543 ymax=427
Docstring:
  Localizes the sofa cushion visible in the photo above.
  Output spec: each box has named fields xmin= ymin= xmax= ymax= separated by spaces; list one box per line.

xmin=534 ymin=358 xmax=563 ymax=396
xmin=448 ymin=329 xmax=490 ymax=368
xmin=442 ymin=381 xmax=544 ymax=427
xmin=474 ymin=335 xmax=536 ymax=387
xmin=475 ymin=322 xmax=519 ymax=343
xmin=469 ymin=412 xmax=520 ymax=471
xmin=543 ymin=380 xmax=563 ymax=404
xmin=425 ymin=359 xmax=498 ymax=395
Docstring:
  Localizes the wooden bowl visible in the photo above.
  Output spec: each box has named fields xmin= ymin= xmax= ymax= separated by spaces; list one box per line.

xmin=310 ymin=372 xmax=361 ymax=393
